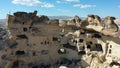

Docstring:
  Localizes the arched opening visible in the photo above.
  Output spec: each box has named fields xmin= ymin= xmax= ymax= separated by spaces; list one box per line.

xmin=86 ymin=41 xmax=93 ymax=49
xmin=73 ymin=40 xmax=77 ymax=44
xmin=95 ymin=44 xmax=103 ymax=52
xmin=109 ymin=49 xmax=111 ymax=54
xmin=45 ymin=41 xmax=47 ymax=45
xmin=58 ymin=58 xmax=72 ymax=65
xmin=79 ymin=39 xmax=84 ymax=43
xmin=87 ymin=44 xmax=91 ymax=49
xmin=63 ymin=43 xmax=76 ymax=50
xmin=41 ymin=42 xmax=43 ymax=44
xmin=22 ymin=22 xmax=25 ymax=25
xmin=17 ymin=35 xmax=28 ymax=39
xmin=11 ymin=60 xmax=24 ymax=68
xmin=88 ymin=41 xmax=93 ymax=45
xmin=12 ymin=61 xmax=19 ymax=68
xmin=110 ymin=45 xmax=112 ymax=48
xmin=16 ymin=50 xmax=25 ymax=55
xmin=80 ymin=31 xmax=85 ymax=35
xmin=53 ymin=37 xmax=58 ymax=41
xmin=92 ymin=33 xmax=102 ymax=38
xmin=83 ymin=46 xmax=85 ymax=50
xmin=23 ymin=27 xmax=27 ymax=32
xmin=78 ymin=51 xmax=86 ymax=55
xmin=33 ymin=51 xmax=36 ymax=56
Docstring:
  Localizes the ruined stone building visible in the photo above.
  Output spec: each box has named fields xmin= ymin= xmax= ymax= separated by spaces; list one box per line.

xmin=0 ymin=11 xmax=120 ymax=68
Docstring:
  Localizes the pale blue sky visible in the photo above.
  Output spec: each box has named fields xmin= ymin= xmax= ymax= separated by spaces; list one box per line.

xmin=0 ymin=0 xmax=120 ymax=19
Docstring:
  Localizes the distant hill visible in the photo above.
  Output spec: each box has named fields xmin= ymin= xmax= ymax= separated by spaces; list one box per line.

xmin=48 ymin=16 xmax=73 ymax=20
xmin=0 ymin=19 xmax=6 ymax=24
xmin=48 ymin=16 xmax=85 ymax=20
xmin=115 ymin=18 xmax=120 ymax=24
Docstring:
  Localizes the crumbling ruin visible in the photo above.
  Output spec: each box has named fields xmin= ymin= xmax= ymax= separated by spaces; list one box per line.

xmin=0 ymin=11 xmax=120 ymax=68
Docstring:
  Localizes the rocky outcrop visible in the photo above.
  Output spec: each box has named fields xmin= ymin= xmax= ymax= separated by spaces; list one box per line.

xmin=80 ymin=14 xmax=94 ymax=28
xmin=38 ymin=15 xmax=49 ymax=23
xmin=94 ymin=15 xmax=101 ymax=26
xmin=66 ymin=15 xmax=81 ymax=27
xmin=80 ymin=14 xmax=102 ymax=27
xmin=102 ymin=16 xmax=119 ymax=32
xmin=48 ymin=19 xmax=59 ymax=24
xmin=73 ymin=15 xmax=81 ymax=24
xmin=79 ymin=14 xmax=119 ymax=37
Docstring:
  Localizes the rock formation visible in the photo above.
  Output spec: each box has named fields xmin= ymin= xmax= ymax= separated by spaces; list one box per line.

xmin=0 ymin=11 xmax=120 ymax=68
xmin=48 ymin=19 xmax=59 ymax=24
xmin=73 ymin=15 xmax=81 ymax=24
xmin=80 ymin=14 xmax=102 ymax=27
xmin=94 ymin=15 xmax=101 ymax=26
xmin=80 ymin=14 xmax=95 ymax=28
xmin=102 ymin=16 xmax=119 ymax=32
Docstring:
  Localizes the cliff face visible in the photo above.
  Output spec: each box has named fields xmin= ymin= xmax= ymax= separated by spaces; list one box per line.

xmin=0 ymin=11 xmax=120 ymax=68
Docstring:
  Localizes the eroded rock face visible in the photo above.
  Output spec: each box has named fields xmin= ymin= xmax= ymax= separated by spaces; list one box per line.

xmin=38 ymin=15 xmax=49 ymax=23
xmin=102 ymin=16 xmax=119 ymax=32
xmin=66 ymin=15 xmax=81 ymax=26
xmin=80 ymin=14 xmax=119 ymax=36
xmin=73 ymin=15 xmax=81 ymax=24
xmin=2 ymin=11 xmax=120 ymax=68
xmin=86 ymin=14 xmax=102 ymax=26
xmin=94 ymin=15 xmax=101 ymax=26
xmin=87 ymin=14 xmax=95 ymax=25
xmin=80 ymin=14 xmax=95 ymax=28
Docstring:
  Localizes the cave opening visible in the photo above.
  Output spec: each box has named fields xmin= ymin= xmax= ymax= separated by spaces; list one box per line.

xmin=15 ymin=50 xmax=25 ymax=55
xmin=17 ymin=35 xmax=28 ymax=39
